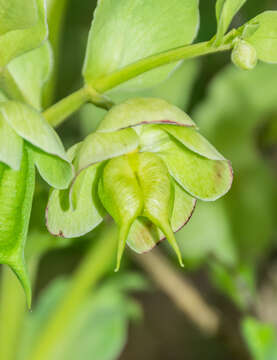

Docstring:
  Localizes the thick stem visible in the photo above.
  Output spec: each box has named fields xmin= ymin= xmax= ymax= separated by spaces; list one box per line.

xmin=91 ymin=41 xmax=231 ymax=93
xmin=29 ymin=225 xmax=117 ymax=360
xmin=43 ymin=88 xmax=90 ymax=127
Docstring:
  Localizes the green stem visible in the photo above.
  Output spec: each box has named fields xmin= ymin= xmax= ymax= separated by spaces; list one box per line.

xmin=29 ymin=224 xmax=117 ymax=360
xmin=43 ymin=88 xmax=90 ymax=127
xmin=91 ymin=41 xmax=232 ymax=93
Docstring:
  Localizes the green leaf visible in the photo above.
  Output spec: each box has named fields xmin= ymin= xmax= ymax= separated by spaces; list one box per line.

xmin=0 ymin=113 xmax=23 ymax=170
xmin=0 ymin=0 xmax=48 ymax=67
xmin=0 ymin=101 xmax=69 ymax=162
xmin=46 ymin=163 xmax=103 ymax=238
xmin=98 ymin=155 xmax=143 ymax=271
xmin=98 ymin=98 xmax=195 ymax=133
xmin=30 ymin=146 xmax=73 ymax=189
xmin=0 ymin=147 xmax=35 ymax=307
xmin=247 ymin=11 xmax=277 ymax=64
xmin=160 ymin=124 xmax=225 ymax=160
xmin=215 ymin=0 xmax=247 ymax=46
xmin=83 ymin=0 xmax=199 ymax=92
xmin=0 ymin=0 xmax=38 ymax=36
xmin=5 ymin=41 xmax=53 ymax=110
xmin=76 ymin=128 xmax=139 ymax=173
xmin=140 ymin=126 xmax=233 ymax=201
xmin=242 ymin=317 xmax=277 ymax=360
xmin=136 ymin=152 xmax=183 ymax=266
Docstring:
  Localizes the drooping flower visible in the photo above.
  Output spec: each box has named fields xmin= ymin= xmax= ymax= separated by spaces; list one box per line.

xmin=47 ymin=98 xmax=233 ymax=270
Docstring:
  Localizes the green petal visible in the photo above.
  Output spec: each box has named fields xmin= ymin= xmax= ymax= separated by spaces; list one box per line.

xmin=136 ymin=152 xmax=183 ymax=266
xmin=76 ymin=128 xmax=139 ymax=173
xmin=30 ymin=146 xmax=74 ymax=189
xmin=97 ymin=98 xmax=195 ymax=133
xmin=0 ymin=0 xmax=37 ymax=36
xmin=98 ymin=156 xmax=143 ymax=271
xmin=0 ymin=113 xmax=23 ymax=170
xmin=160 ymin=124 xmax=225 ymax=160
xmin=152 ymin=131 xmax=233 ymax=201
xmin=46 ymin=164 xmax=103 ymax=238
xmin=0 ymin=101 xmax=69 ymax=162
xmin=83 ymin=0 xmax=199 ymax=92
xmin=0 ymin=0 xmax=47 ymax=67
xmin=6 ymin=41 xmax=53 ymax=110
xmin=0 ymin=147 xmax=35 ymax=307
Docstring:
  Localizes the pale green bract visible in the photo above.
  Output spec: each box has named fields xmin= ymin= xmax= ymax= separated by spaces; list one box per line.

xmin=215 ymin=0 xmax=247 ymax=46
xmin=0 ymin=0 xmax=38 ymax=36
xmin=47 ymin=98 xmax=233 ymax=271
xmin=246 ymin=11 xmax=277 ymax=64
xmin=83 ymin=0 xmax=199 ymax=92
xmin=0 ymin=0 xmax=48 ymax=67
xmin=0 ymin=101 xmax=73 ymax=304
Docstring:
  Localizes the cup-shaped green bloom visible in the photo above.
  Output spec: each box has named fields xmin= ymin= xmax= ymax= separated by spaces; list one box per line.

xmin=47 ymin=98 xmax=233 ymax=270
xmin=0 ymin=101 xmax=73 ymax=306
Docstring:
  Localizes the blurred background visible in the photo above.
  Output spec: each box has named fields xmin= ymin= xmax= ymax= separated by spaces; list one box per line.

xmin=1 ymin=0 xmax=277 ymax=359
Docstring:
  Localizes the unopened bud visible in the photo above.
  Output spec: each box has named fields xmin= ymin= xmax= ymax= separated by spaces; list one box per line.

xmin=231 ymin=39 xmax=257 ymax=70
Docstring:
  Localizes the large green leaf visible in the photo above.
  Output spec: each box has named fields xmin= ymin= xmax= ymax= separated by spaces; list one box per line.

xmin=0 ymin=102 xmax=68 ymax=162
xmin=98 ymin=98 xmax=195 ymax=133
xmin=83 ymin=0 xmax=199 ymax=92
xmin=76 ymin=128 xmax=139 ymax=173
xmin=0 ymin=0 xmax=48 ymax=67
xmin=46 ymin=163 xmax=103 ymax=238
xmin=247 ymin=11 xmax=277 ymax=64
xmin=215 ymin=0 xmax=247 ymax=45
xmin=0 ymin=0 xmax=38 ymax=36
xmin=0 ymin=148 xmax=35 ymax=307
xmin=0 ymin=114 xmax=23 ymax=170
xmin=98 ymin=155 xmax=143 ymax=271
xmin=137 ymin=152 xmax=183 ymax=266
xmin=5 ymin=42 xmax=53 ymax=110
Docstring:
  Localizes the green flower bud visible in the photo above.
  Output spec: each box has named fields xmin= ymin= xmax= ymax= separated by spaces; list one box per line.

xmin=0 ymin=101 xmax=73 ymax=306
xmin=231 ymin=39 xmax=258 ymax=70
xmin=47 ymin=98 xmax=233 ymax=270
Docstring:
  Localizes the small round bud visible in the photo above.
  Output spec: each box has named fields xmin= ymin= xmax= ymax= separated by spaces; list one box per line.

xmin=231 ymin=39 xmax=258 ymax=70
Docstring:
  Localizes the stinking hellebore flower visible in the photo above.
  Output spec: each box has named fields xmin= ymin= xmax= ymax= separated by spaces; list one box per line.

xmin=46 ymin=98 xmax=233 ymax=270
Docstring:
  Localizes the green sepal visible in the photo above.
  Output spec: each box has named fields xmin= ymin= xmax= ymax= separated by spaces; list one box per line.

xmin=0 ymin=101 xmax=69 ymax=162
xmin=0 ymin=113 xmax=23 ymax=170
xmin=140 ymin=128 xmax=233 ymax=201
xmin=98 ymin=155 xmax=143 ymax=271
xmin=29 ymin=145 xmax=74 ymax=190
xmin=4 ymin=41 xmax=53 ymax=110
xmin=0 ymin=147 xmax=35 ymax=307
xmin=246 ymin=11 xmax=277 ymax=64
xmin=83 ymin=0 xmax=199 ymax=92
xmin=46 ymin=163 xmax=103 ymax=238
xmin=136 ymin=152 xmax=183 ymax=266
xmin=0 ymin=0 xmax=38 ymax=36
xmin=214 ymin=0 xmax=247 ymax=46
xmin=97 ymin=98 xmax=196 ymax=133
xmin=76 ymin=128 xmax=139 ymax=173
xmin=0 ymin=0 xmax=48 ymax=67
xmin=160 ymin=124 xmax=225 ymax=160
